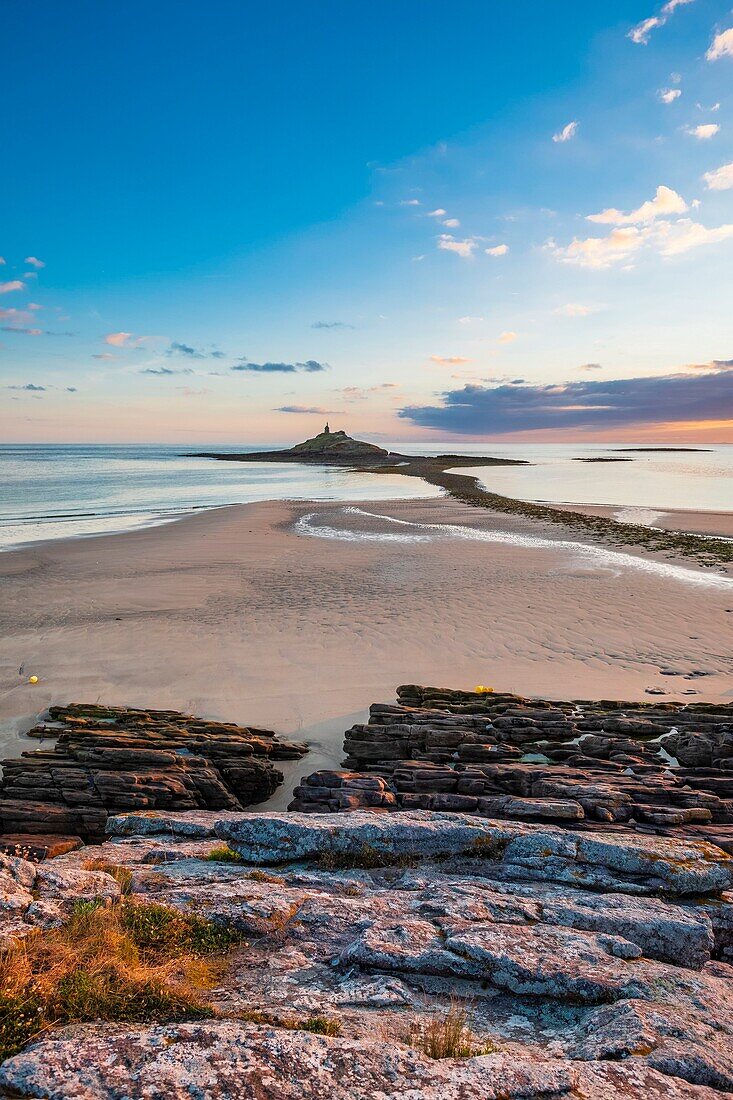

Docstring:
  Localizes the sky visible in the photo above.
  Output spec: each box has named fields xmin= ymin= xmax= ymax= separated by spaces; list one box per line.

xmin=2 ymin=0 xmax=733 ymax=444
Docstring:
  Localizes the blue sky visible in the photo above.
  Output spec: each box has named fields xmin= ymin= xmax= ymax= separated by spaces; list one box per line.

xmin=2 ymin=0 xmax=732 ymax=442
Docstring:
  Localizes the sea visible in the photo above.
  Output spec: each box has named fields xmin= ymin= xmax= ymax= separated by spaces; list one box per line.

xmin=0 ymin=442 xmax=730 ymax=553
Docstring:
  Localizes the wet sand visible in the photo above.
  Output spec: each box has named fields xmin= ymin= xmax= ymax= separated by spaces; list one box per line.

xmin=1 ymin=496 xmax=731 ymax=808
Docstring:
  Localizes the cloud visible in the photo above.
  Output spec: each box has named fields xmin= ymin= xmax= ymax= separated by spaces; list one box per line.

xmin=66 ymin=387 xmax=78 ymax=393
xmin=659 ymin=88 xmax=681 ymax=103
xmin=140 ymin=366 xmax=194 ymax=376
xmin=428 ymin=209 xmax=447 ymax=217
xmin=686 ymin=124 xmax=720 ymax=139
xmin=337 ymin=383 xmax=399 ymax=401
xmin=485 ymin=244 xmax=509 ymax=256
xmin=458 ymin=315 xmax=484 ymax=324
xmin=168 ymin=341 xmax=205 ymax=358
xmin=275 ymin=405 xmax=340 ymax=414
xmin=498 ymin=331 xmax=518 ymax=343
xmin=654 ymin=218 xmax=733 ymax=255
xmin=703 ymin=161 xmax=733 ymax=190
xmin=629 ymin=0 xmax=695 ymax=45
xmin=7 ymin=383 xmax=46 ymax=391
xmin=398 ymin=367 xmax=733 ymax=435
xmin=311 ymin=321 xmax=355 ymax=329
xmin=430 ymin=355 xmax=472 ymax=365
xmin=552 ymin=121 xmax=578 ymax=143
xmin=579 ymin=362 xmax=603 ymax=371
xmin=23 ymin=256 xmax=45 ymax=268
xmin=587 ymin=185 xmax=687 ymax=226
xmin=551 ymin=190 xmax=733 ymax=268
xmin=686 ymin=358 xmax=733 ymax=371
xmin=105 ymin=332 xmax=133 ymax=347
xmin=437 ymin=234 xmax=478 ymax=258
xmin=0 ymin=257 xmax=4 ymax=265
xmin=177 ymin=386 xmax=212 ymax=397
xmin=0 ymin=307 xmax=32 ymax=325
xmin=232 ymin=359 xmax=329 ymax=374
xmin=92 ymin=352 xmax=116 ymax=360
xmin=442 ymin=217 xmax=461 ymax=228
xmin=1 ymin=324 xmax=43 ymax=335
xmin=400 ymin=199 xmax=421 ymax=206
xmin=0 ymin=280 xmax=25 ymax=294
xmin=555 ymin=303 xmax=596 ymax=317
xmin=707 ymin=27 xmax=733 ymax=61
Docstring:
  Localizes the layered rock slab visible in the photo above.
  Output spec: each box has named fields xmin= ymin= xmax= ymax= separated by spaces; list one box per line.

xmin=0 ymin=704 xmax=307 ymax=842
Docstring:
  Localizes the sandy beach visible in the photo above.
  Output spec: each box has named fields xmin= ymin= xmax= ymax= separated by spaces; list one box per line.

xmin=1 ymin=495 xmax=731 ymax=808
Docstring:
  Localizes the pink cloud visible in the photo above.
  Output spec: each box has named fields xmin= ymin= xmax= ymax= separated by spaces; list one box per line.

xmin=0 ymin=280 xmax=25 ymax=294
xmin=24 ymin=256 xmax=45 ymax=269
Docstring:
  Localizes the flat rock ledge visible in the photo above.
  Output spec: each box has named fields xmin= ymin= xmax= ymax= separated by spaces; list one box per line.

xmin=289 ymin=685 xmax=733 ymax=851
xmin=2 ymin=808 xmax=733 ymax=1097
xmin=0 ymin=704 xmax=307 ymax=843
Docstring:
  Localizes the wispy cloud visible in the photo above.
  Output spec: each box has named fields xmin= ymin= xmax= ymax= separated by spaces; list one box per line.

xmin=485 ymin=244 xmax=509 ymax=256
xmin=232 ymin=359 xmax=329 ymax=374
xmin=706 ymin=27 xmax=733 ymax=61
xmin=311 ymin=321 xmax=355 ymax=329
xmin=555 ymin=303 xmax=596 ymax=317
xmin=166 ymin=341 xmax=225 ymax=359
xmin=140 ymin=366 xmax=194 ymax=376
xmin=23 ymin=256 xmax=45 ymax=269
xmin=0 ymin=280 xmax=25 ymax=294
xmin=629 ymin=0 xmax=695 ymax=45
xmin=399 ymin=366 xmax=733 ymax=434
xmin=105 ymin=332 xmax=145 ymax=347
xmin=427 ymin=208 xmax=447 ymax=217
xmin=685 ymin=123 xmax=720 ymax=140
xmin=552 ymin=121 xmax=578 ymax=143
xmin=429 ymin=355 xmax=472 ymax=365
xmin=437 ymin=234 xmax=478 ymax=258
xmin=92 ymin=352 xmax=115 ymax=360
xmin=7 ymin=383 xmax=46 ymax=391
xmin=703 ymin=161 xmax=733 ymax=190
xmin=498 ymin=331 xmax=517 ymax=343
xmin=658 ymin=88 xmax=681 ymax=103
xmin=579 ymin=362 xmax=603 ymax=371
xmin=275 ymin=405 xmax=340 ymax=414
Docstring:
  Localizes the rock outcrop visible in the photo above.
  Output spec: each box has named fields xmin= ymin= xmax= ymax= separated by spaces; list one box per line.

xmin=289 ymin=686 xmax=733 ymax=851
xmin=0 ymin=704 xmax=307 ymax=843
xmin=1 ymin=809 xmax=732 ymax=1097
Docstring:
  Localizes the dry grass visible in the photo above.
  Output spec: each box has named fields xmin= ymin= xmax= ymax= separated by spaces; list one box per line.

xmin=82 ymin=858 xmax=134 ymax=894
xmin=0 ymin=900 xmax=244 ymax=1060
xmin=408 ymin=1006 xmax=497 ymax=1059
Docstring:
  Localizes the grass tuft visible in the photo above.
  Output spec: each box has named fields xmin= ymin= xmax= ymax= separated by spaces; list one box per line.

xmin=204 ymin=846 xmax=247 ymax=864
xmin=408 ymin=1007 xmax=497 ymax=1060
xmin=0 ymin=900 xmax=244 ymax=1061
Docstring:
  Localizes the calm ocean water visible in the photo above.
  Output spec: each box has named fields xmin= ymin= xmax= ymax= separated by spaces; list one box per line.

xmin=0 ymin=442 xmax=730 ymax=552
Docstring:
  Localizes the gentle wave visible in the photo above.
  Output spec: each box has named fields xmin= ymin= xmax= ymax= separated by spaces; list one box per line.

xmin=295 ymin=507 xmax=733 ymax=590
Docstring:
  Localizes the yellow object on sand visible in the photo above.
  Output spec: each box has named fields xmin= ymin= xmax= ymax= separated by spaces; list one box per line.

xmin=474 ymin=685 xmax=493 ymax=694
xmin=28 ymin=675 xmax=39 ymax=684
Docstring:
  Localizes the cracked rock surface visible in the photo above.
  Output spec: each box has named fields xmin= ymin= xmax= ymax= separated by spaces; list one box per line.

xmin=1 ymin=809 xmax=732 ymax=1097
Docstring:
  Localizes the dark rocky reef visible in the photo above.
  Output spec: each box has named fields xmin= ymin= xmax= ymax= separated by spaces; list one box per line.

xmin=0 ymin=704 xmax=307 ymax=843
xmin=289 ymin=685 xmax=733 ymax=851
